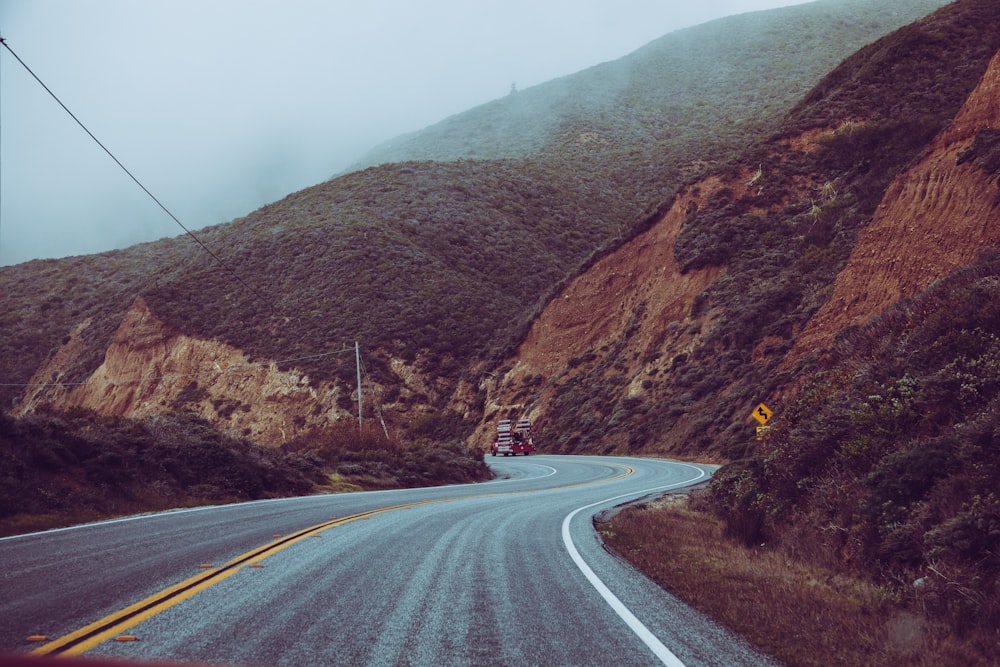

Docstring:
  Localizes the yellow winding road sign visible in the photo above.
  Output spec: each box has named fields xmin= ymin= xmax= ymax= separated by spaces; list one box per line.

xmin=751 ymin=403 xmax=773 ymax=425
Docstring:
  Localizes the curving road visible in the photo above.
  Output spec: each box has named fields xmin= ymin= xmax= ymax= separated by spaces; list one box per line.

xmin=0 ymin=455 xmax=776 ymax=666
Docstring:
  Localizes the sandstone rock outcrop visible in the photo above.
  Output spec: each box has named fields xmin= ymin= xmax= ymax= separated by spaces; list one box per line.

xmin=17 ymin=297 xmax=348 ymax=445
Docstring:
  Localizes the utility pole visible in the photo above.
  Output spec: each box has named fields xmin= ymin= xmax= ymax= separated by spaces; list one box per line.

xmin=356 ymin=340 xmax=362 ymax=429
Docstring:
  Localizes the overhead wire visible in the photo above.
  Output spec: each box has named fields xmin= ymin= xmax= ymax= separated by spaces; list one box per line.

xmin=0 ymin=36 xmax=364 ymax=401
xmin=0 ymin=36 xmax=267 ymax=303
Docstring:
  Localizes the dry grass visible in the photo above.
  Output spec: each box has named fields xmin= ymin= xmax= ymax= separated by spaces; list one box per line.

xmin=314 ymin=473 xmax=365 ymax=494
xmin=597 ymin=496 xmax=994 ymax=667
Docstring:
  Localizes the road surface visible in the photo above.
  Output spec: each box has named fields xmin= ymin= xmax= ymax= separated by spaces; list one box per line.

xmin=0 ymin=455 xmax=777 ymax=666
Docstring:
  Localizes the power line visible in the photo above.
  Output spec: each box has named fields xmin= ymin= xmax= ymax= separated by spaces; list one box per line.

xmin=0 ymin=36 xmax=266 ymax=302
xmin=0 ymin=35 xmax=5 ymax=262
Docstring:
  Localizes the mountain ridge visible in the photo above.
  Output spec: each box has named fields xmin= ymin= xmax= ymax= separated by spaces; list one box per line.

xmin=352 ymin=0 xmax=948 ymax=172
xmin=0 ymin=0 xmax=949 ymax=444
xmin=480 ymin=0 xmax=1000 ymax=459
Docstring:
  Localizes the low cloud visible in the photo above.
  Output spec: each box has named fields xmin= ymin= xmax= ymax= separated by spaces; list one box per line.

xmin=0 ymin=0 xmax=808 ymax=266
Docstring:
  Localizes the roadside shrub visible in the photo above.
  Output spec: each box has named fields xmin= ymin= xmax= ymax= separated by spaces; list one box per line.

xmin=0 ymin=411 xmax=319 ymax=534
xmin=708 ymin=251 xmax=1000 ymax=637
xmin=709 ymin=458 xmax=768 ymax=546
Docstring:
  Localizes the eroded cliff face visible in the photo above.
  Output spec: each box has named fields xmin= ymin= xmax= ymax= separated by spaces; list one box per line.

xmin=786 ymin=49 xmax=1000 ymax=366
xmin=16 ymin=49 xmax=1000 ymax=456
xmin=474 ymin=48 xmax=1000 ymax=454
xmin=17 ymin=297 xmax=350 ymax=445
xmin=469 ymin=176 xmax=729 ymax=449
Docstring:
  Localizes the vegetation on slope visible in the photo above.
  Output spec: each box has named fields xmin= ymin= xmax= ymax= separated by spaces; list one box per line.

xmin=141 ymin=160 xmax=622 ymax=391
xmin=356 ymin=0 xmax=947 ymax=174
xmin=707 ymin=249 xmax=1000 ymax=657
xmin=354 ymin=0 xmax=950 ymax=259
xmin=0 ymin=408 xmax=489 ymax=537
xmin=542 ymin=0 xmax=1000 ymax=458
xmin=0 ymin=0 xmax=947 ymax=444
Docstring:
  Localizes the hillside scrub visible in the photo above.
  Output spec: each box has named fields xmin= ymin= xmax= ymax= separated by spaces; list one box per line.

xmin=357 ymin=0 xmax=948 ymax=180
xmin=0 ymin=0 xmax=947 ymax=446
xmin=707 ymin=251 xmax=1000 ymax=648
xmin=282 ymin=417 xmax=490 ymax=490
xmin=0 ymin=409 xmax=490 ymax=537
xmin=141 ymin=160 xmax=628 ymax=389
xmin=539 ymin=0 xmax=1000 ymax=459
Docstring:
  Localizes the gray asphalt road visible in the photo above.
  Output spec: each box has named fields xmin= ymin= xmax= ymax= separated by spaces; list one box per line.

xmin=0 ymin=455 xmax=777 ymax=666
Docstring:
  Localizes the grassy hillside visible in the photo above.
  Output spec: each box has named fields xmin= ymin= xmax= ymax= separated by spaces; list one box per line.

xmin=706 ymin=248 xmax=1000 ymax=656
xmin=0 ymin=0 xmax=946 ymax=426
xmin=141 ymin=159 xmax=625 ymax=391
xmin=542 ymin=0 xmax=1000 ymax=459
xmin=355 ymin=0 xmax=948 ymax=170
xmin=355 ymin=0 xmax=949 ymax=224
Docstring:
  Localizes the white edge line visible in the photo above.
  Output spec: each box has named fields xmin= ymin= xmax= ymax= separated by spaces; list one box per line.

xmin=561 ymin=461 xmax=708 ymax=667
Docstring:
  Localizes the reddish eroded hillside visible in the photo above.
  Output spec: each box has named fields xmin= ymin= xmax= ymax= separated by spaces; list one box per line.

xmin=787 ymin=49 xmax=1000 ymax=366
xmin=474 ymin=176 xmax=729 ymax=448
xmin=516 ymin=179 xmax=728 ymax=380
xmin=478 ymin=39 xmax=1000 ymax=455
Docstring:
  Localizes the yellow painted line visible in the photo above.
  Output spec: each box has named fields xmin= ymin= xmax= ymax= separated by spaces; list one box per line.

xmin=32 ymin=460 xmax=634 ymax=657
xmin=32 ymin=565 xmax=241 ymax=656
xmin=31 ymin=501 xmax=438 ymax=657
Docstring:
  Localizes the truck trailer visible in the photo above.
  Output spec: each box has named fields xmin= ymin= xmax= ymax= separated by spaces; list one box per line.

xmin=491 ymin=418 xmax=535 ymax=456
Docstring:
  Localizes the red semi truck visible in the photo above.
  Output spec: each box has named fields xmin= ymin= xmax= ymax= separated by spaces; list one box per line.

xmin=491 ymin=418 xmax=535 ymax=456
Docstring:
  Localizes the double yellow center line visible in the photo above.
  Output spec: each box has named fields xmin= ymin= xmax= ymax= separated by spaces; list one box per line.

xmin=32 ymin=501 xmax=435 ymax=656
xmin=32 ymin=460 xmax=634 ymax=657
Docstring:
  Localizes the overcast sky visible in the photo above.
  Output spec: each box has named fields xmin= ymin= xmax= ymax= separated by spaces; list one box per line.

xmin=0 ymin=0 xmax=811 ymax=266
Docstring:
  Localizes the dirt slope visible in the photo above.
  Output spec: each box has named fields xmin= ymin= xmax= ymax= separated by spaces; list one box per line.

xmin=786 ymin=49 xmax=1000 ymax=365
xmin=472 ymin=176 xmax=729 ymax=449
xmin=476 ymin=46 xmax=1000 ymax=453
